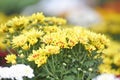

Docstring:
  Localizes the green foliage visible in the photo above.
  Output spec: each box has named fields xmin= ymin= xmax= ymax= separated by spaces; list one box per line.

xmin=0 ymin=0 xmax=39 ymax=15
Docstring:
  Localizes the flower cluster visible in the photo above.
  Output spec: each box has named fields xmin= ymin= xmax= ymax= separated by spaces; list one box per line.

xmin=89 ymin=13 xmax=120 ymax=76
xmin=99 ymin=40 xmax=120 ymax=75
xmin=0 ymin=13 xmax=109 ymax=80
xmin=4 ymin=26 xmax=109 ymax=67
xmin=0 ymin=64 xmax=34 ymax=80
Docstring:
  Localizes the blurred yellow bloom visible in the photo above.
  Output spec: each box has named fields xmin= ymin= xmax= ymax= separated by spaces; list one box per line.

xmin=103 ymin=58 xmax=112 ymax=64
xmin=8 ymin=28 xmax=14 ymax=33
xmin=0 ymin=13 xmax=15 ymax=25
xmin=0 ymin=24 xmax=8 ymax=33
xmin=99 ymin=64 xmax=112 ymax=73
xmin=99 ymin=40 xmax=120 ymax=75
xmin=0 ymin=33 xmax=7 ymax=49
xmin=44 ymin=17 xmax=66 ymax=26
xmin=113 ymin=54 xmax=120 ymax=66
xmin=90 ymin=13 xmax=120 ymax=34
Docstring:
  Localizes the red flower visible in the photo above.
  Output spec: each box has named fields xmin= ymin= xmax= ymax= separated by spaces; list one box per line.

xmin=0 ymin=50 xmax=8 ymax=66
xmin=116 ymin=75 xmax=120 ymax=78
xmin=0 ymin=50 xmax=8 ymax=57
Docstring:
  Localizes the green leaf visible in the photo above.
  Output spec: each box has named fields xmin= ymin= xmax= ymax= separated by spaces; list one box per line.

xmin=84 ymin=60 xmax=95 ymax=67
xmin=71 ymin=68 xmax=77 ymax=74
xmin=63 ymin=76 xmax=75 ymax=80
xmin=87 ymin=73 xmax=97 ymax=80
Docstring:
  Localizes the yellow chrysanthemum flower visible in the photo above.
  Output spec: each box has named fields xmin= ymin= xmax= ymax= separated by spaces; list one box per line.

xmin=44 ymin=17 xmax=66 ymax=26
xmin=28 ymin=53 xmax=40 ymax=61
xmin=35 ymin=56 xmax=47 ymax=67
xmin=27 ymin=37 xmax=38 ymax=45
xmin=85 ymin=44 xmax=96 ymax=52
xmin=43 ymin=25 xmax=60 ymax=33
xmin=22 ymin=44 xmax=30 ymax=50
xmin=7 ymin=16 xmax=28 ymax=28
xmin=44 ymin=45 xmax=60 ymax=55
xmin=41 ymin=34 xmax=54 ymax=44
xmin=5 ymin=54 xmax=17 ymax=64
xmin=12 ymin=35 xmax=27 ymax=48
xmin=31 ymin=12 xmax=45 ymax=23
xmin=27 ymin=49 xmax=46 ymax=61
xmin=28 ymin=49 xmax=48 ymax=67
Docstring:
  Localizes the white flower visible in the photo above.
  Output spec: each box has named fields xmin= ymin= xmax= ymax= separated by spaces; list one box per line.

xmin=92 ymin=73 xmax=120 ymax=80
xmin=0 ymin=64 xmax=34 ymax=80
xmin=0 ymin=67 xmax=13 ymax=79
xmin=11 ymin=64 xmax=34 ymax=80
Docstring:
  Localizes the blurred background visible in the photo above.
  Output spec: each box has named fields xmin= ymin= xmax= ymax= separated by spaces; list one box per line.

xmin=0 ymin=0 xmax=120 ymax=74
xmin=1 ymin=0 xmax=120 ymax=41
xmin=0 ymin=0 xmax=120 ymax=26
